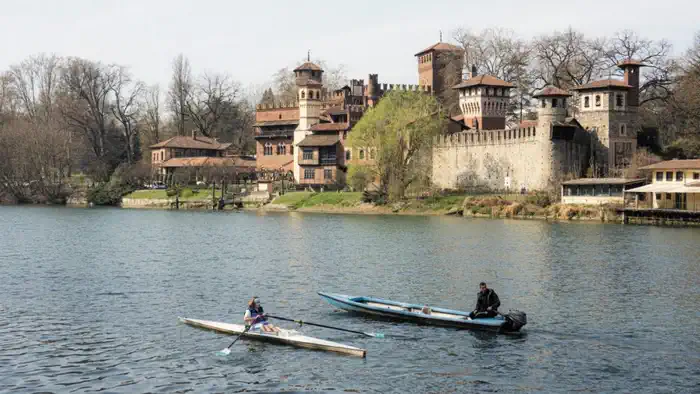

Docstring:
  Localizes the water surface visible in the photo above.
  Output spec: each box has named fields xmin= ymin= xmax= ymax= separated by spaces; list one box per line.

xmin=0 ymin=206 xmax=698 ymax=393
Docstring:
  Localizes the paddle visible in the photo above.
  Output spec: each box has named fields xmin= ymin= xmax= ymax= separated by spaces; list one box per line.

xmin=216 ymin=324 xmax=252 ymax=356
xmin=267 ymin=314 xmax=385 ymax=338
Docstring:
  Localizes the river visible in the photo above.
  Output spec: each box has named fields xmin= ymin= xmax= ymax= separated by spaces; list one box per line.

xmin=0 ymin=206 xmax=698 ymax=393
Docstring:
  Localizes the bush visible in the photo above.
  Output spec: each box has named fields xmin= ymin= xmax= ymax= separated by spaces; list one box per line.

xmin=87 ymin=183 xmax=135 ymax=206
xmin=526 ymin=192 xmax=552 ymax=207
xmin=347 ymin=165 xmax=373 ymax=192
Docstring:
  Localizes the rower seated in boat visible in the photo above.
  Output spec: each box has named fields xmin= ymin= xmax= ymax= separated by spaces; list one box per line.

xmin=244 ymin=297 xmax=280 ymax=333
xmin=469 ymin=282 xmax=500 ymax=319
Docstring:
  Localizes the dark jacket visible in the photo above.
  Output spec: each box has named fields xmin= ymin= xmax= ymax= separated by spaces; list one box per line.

xmin=474 ymin=289 xmax=500 ymax=312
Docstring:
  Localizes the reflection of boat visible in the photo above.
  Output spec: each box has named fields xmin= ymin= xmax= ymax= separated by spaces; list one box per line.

xmin=179 ymin=317 xmax=366 ymax=357
xmin=318 ymin=292 xmax=527 ymax=333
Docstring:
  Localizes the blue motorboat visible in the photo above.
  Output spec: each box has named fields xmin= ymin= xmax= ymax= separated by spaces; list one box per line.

xmin=318 ymin=292 xmax=527 ymax=333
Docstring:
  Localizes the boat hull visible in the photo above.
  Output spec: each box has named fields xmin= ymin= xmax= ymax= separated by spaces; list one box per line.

xmin=318 ymin=292 xmax=525 ymax=333
xmin=179 ymin=317 xmax=366 ymax=357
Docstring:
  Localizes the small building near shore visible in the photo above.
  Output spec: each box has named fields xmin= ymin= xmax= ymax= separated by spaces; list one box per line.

xmin=150 ymin=131 xmax=256 ymax=184
xmin=624 ymin=159 xmax=700 ymax=211
xmin=561 ymin=178 xmax=645 ymax=205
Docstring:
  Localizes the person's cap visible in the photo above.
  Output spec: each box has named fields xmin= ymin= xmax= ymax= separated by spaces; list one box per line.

xmin=254 ymin=297 xmax=261 ymax=304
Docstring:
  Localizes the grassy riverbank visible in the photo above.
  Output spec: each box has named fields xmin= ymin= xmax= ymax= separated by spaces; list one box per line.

xmin=269 ymin=191 xmax=623 ymax=222
xmin=126 ymin=188 xmax=219 ymax=201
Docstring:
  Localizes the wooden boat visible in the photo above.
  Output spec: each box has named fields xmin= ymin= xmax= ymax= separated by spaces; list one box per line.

xmin=317 ymin=292 xmax=527 ymax=333
xmin=179 ymin=317 xmax=367 ymax=358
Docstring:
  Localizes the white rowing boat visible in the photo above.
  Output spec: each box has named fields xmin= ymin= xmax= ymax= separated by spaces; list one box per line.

xmin=179 ymin=317 xmax=367 ymax=358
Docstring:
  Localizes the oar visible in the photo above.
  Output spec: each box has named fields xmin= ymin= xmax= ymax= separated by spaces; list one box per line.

xmin=267 ymin=314 xmax=384 ymax=338
xmin=216 ymin=324 xmax=252 ymax=356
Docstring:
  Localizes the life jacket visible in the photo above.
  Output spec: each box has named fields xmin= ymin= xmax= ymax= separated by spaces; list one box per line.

xmin=248 ymin=306 xmax=265 ymax=321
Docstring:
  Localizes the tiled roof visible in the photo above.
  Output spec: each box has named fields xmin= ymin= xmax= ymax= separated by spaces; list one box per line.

xmin=159 ymin=156 xmax=256 ymax=169
xmin=298 ymin=79 xmax=323 ymax=87
xmin=562 ymin=178 xmax=645 ymax=185
xmin=533 ymin=86 xmax=572 ymax=97
xmin=639 ymin=159 xmax=700 ymax=170
xmin=324 ymin=107 xmax=347 ymax=116
xmin=451 ymin=114 xmax=465 ymax=122
xmin=415 ymin=42 xmax=464 ymax=56
xmin=452 ymin=75 xmax=515 ymax=89
xmin=310 ymin=122 xmax=350 ymax=132
xmin=571 ymin=79 xmax=631 ymax=91
xmin=150 ymin=135 xmax=231 ymax=150
xmin=297 ymin=134 xmax=340 ymax=147
xmin=255 ymin=120 xmax=299 ymax=127
xmin=294 ymin=62 xmax=323 ymax=72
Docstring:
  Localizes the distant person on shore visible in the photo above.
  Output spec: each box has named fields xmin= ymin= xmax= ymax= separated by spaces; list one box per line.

xmin=469 ymin=282 xmax=500 ymax=319
xmin=244 ymin=297 xmax=280 ymax=333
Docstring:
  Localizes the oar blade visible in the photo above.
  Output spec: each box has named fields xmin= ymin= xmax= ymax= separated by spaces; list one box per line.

xmin=370 ymin=332 xmax=385 ymax=339
xmin=216 ymin=348 xmax=232 ymax=356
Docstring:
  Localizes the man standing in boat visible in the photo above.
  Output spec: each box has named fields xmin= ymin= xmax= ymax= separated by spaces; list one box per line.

xmin=469 ymin=282 xmax=500 ymax=319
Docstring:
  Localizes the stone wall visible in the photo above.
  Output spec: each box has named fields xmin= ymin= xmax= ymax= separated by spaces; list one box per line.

xmin=433 ymin=127 xmax=552 ymax=191
xmin=432 ymin=126 xmax=589 ymax=192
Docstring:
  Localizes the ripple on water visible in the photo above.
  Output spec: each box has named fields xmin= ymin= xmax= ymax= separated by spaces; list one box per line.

xmin=0 ymin=207 xmax=699 ymax=393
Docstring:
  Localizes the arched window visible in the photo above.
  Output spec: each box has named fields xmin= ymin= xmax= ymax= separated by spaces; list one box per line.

xmin=264 ymin=142 xmax=273 ymax=156
xmin=595 ymin=95 xmax=601 ymax=107
xmin=277 ymin=143 xmax=286 ymax=155
xmin=345 ymin=150 xmax=351 ymax=161
xmin=552 ymin=98 xmax=558 ymax=108
xmin=301 ymin=91 xmax=305 ymax=99
xmin=541 ymin=100 xmax=546 ymax=108
xmin=584 ymin=96 xmax=590 ymax=108
xmin=359 ymin=149 xmax=365 ymax=160
xmin=619 ymin=124 xmax=627 ymax=137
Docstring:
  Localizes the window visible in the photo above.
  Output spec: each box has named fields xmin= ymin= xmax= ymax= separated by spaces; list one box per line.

xmin=161 ymin=151 xmax=164 ymax=161
xmin=277 ymin=143 xmax=286 ymax=155
xmin=324 ymin=169 xmax=333 ymax=179
xmin=175 ymin=149 xmax=183 ymax=158
xmin=552 ymin=98 xmax=558 ymax=108
xmin=278 ymin=114 xmax=282 ymax=120
xmin=620 ymin=124 xmax=627 ymax=137
xmin=301 ymin=91 xmax=305 ymax=99
xmin=359 ymin=149 xmax=365 ymax=160
xmin=584 ymin=96 xmax=590 ymax=108
xmin=656 ymin=172 xmax=663 ymax=182
xmin=616 ymin=94 xmax=624 ymax=107
xmin=666 ymin=171 xmax=673 ymax=181
xmin=595 ymin=95 xmax=601 ymax=107
xmin=302 ymin=148 xmax=313 ymax=160
xmin=656 ymin=193 xmax=662 ymax=200
xmin=694 ymin=173 xmax=699 ymax=180
xmin=345 ymin=150 xmax=351 ymax=160
xmin=541 ymin=99 xmax=546 ymax=108
xmin=676 ymin=171 xmax=683 ymax=181
xmin=666 ymin=193 xmax=672 ymax=200
xmin=264 ymin=143 xmax=273 ymax=156
xmin=304 ymin=168 xmax=315 ymax=180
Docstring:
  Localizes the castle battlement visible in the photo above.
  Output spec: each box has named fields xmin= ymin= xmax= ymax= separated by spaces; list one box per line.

xmin=435 ymin=126 xmax=539 ymax=148
xmin=367 ymin=83 xmax=432 ymax=94
xmin=256 ymin=102 xmax=299 ymax=110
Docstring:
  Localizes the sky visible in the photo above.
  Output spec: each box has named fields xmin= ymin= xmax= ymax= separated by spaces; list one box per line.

xmin=1 ymin=0 xmax=697 ymax=98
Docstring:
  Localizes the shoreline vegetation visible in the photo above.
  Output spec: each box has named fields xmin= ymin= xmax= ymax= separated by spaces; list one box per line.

xmin=110 ymin=189 xmax=626 ymax=223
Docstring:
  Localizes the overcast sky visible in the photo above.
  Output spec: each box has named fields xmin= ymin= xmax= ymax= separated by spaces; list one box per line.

xmin=1 ymin=0 xmax=697 ymax=96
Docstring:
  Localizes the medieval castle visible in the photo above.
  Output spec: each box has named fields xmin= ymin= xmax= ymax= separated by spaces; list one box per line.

xmin=255 ymin=41 xmax=643 ymax=192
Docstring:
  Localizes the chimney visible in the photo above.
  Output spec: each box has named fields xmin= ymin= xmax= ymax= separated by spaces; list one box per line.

xmin=619 ymin=59 xmax=643 ymax=107
xmin=191 ymin=129 xmax=197 ymax=140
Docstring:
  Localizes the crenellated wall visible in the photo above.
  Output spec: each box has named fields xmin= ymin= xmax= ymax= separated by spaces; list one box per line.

xmin=432 ymin=125 xmax=589 ymax=191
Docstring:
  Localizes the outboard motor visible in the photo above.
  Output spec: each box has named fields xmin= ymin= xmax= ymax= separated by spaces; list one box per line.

xmin=503 ymin=310 xmax=527 ymax=332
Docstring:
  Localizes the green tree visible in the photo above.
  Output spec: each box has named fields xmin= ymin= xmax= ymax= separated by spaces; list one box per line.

xmin=347 ymin=164 xmax=373 ymax=191
xmin=348 ymin=90 xmax=444 ymax=201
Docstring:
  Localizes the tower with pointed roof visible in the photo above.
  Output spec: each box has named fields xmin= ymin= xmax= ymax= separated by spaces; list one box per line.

xmin=573 ymin=60 xmax=644 ymax=173
xmin=292 ymin=59 xmax=324 ymax=182
xmin=453 ymin=73 xmax=515 ymax=130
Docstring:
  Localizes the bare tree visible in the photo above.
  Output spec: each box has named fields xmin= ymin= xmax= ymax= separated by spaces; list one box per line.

xmin=111 ymin=67 xmax=144 ymax=164
xmin=453 ymin=27 xmax=533 ymax=121
xmin=60 ymin=58 xmax=119 ymax=179
xmin=185 ymin=72 xmax=239 ymax=138
xmin=142 ymin=84 xmax=162 ymax=148
xmin=596 ymin=30 xmax=675 ymax=105
xmin=168 ymin=54 xmax=192 ymax=136
xmin=6 ymin=54 xmax=62 ymax=122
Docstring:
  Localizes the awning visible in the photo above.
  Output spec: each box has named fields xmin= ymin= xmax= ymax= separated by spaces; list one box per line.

xmin=625 ymin=183 xmax=700 ymax=193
